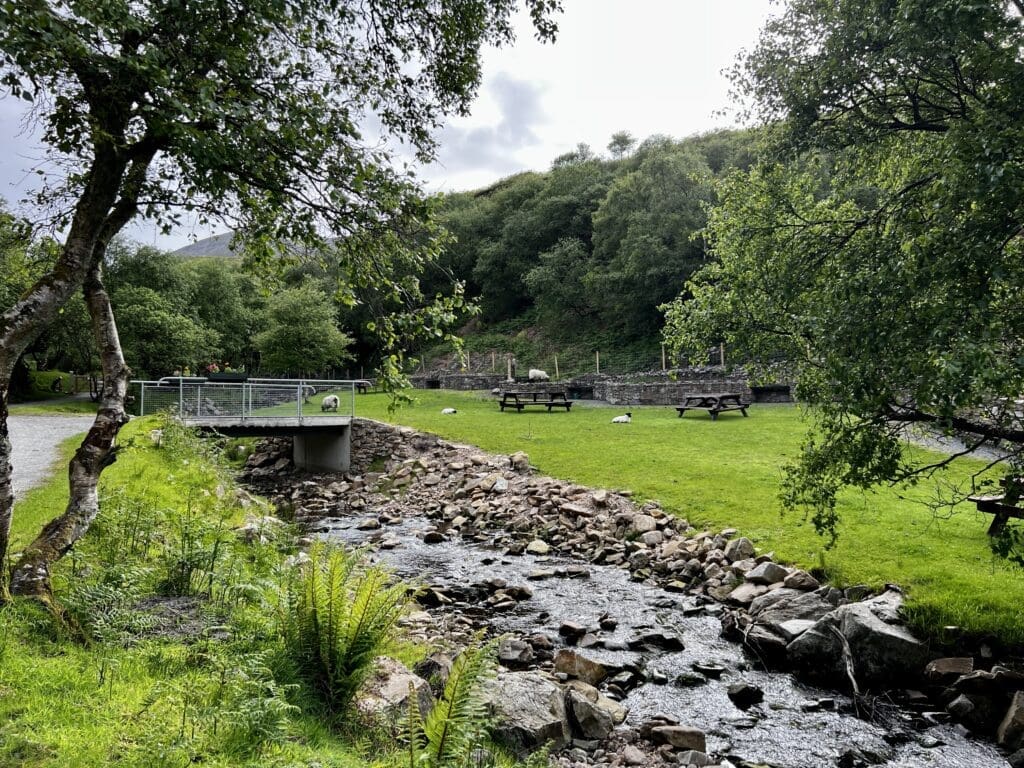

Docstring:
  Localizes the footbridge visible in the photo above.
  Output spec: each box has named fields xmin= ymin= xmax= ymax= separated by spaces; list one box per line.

xmin=131 ymin=377 xmax=360 ymax=472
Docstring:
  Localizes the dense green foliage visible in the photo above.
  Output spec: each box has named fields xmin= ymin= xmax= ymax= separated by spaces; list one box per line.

xmin=433 ymin=130 xmax=757 ymax=348
xmin=663 ymin=0 xmax=1024 ymax=541
xmin=254 ymin=284 xmax=354 ymax=376
xmin=357 ymin=391 xmax=1022 ymax=643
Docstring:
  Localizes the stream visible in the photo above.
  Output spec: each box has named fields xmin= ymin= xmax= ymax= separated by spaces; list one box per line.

xmin=316 ymin=513 xmax=1010 ymax=768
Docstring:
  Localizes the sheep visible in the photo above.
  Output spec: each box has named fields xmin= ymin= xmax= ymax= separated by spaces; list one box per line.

xmin=321 ymin=394 xmax=340 ymax=412
xmin=528 ymin=368 xmax=549 ymax=382
xmin=441 ymin=408 xmax=457 ymax=414
xmin=611 ymin=412 xmax=632 ymax=424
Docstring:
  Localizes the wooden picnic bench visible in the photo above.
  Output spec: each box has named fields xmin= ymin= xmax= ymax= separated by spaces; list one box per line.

xmin=969 ymin=477 xmax=1024 ymax=536
xmin=499 ymin=390 xmax=573 ymax=412
xmin=676 ymin=392 xmax=749 ymax=421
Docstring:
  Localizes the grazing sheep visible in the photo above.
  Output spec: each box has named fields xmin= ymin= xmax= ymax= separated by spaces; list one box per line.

xmin=441 ymin=408 xmax=457 ymax=414
xmin=528 ymin=368 xmax=549 ymax=382
xmin=321 ymin=394 xmax=340 ymax=412
xmin=611 ymin=412 xmax=632 ymax=424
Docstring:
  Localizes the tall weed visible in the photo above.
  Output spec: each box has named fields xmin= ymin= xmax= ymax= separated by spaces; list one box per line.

xmin=279 ymin=542 xmax=409 ymax=715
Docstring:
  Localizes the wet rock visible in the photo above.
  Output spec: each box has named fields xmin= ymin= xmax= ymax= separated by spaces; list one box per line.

xmin=925 ymin=657 xmax=974 ymax=682
xmin=554 ymin=648 xmax=610 ymax=686
xmin=480 ymin=671 xmax=571 ymax=755
xmin=526 ymin=539 xmax=551 ymax=555
xmin=724 ymin=536 xmax=755 ymax=562
xmin=692 ymin=662 xmax=725 ymax=679
xmin=999 ymin=691 xmax=1024 ymax=749
xmin=355 ymin=656 xmax=434 ymax=725
xmin=621 ymin=744 xmax=647 ymax=765
xmin=629 ymin=631 xmax=684 ymax=652
xmin=787 ymin=590 xmax=930 ymax=685
xmin=413 ymin=652 xmax=453 ymax=694
xmin=423 ymin=530 xmax=446 ymax=544
xmin=499 ymin=638 xmax=535 ymax=668
xmin=946 ymin=694 xmax=975 ymax=718
xmin=559 ymin=621 xmax=588 ymax=643
xmin=727 ymin=681 xmax=765 ymax=710
xmin=1008 ymin=747 xmax=1024 ymax=768
xmin=650 ymin=724 xmax=706 ymax=751
xmin=728 ymin=582 xmax=769 ymax=605
xmin=676 ymin=750 xmax=713 ymax=766
xmin=566 ymin=681 xmax=626 ymax=740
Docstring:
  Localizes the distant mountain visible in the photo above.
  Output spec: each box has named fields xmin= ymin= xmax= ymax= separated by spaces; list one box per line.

xmin=172 ymin=232 xmax=237 ymax=259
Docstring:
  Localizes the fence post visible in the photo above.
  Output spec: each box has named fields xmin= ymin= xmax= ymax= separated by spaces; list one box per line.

xmin=596 ymin=350 xmax=600 ymax=375
xmin=554 ymin=355 xmax=559 ymax=380
xmin=720 ymin=343 xmax=726 ymax=367
xmin=297 ymin=383 xmax=303 ymax=419
xmin=491 ymin=350 xmax=496 ymax=372
xmin=139 ymin=383 xmax=145 ymax=417
xmin=179 ymin=377 xmax=183 ymax=420
xmin=661 ymin=344 xmax=666 ymax=371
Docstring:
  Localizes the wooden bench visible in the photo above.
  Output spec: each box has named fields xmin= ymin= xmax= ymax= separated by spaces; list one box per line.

xmin=355 ymin=379 xmax=373 ymax=394
xmin=499 ymin=390 xmax=573 ymax=412
xmin=676 ymin=392 xmax=749 ymax=421
xmin=969 ymin=477 xmax=1024 ymax=536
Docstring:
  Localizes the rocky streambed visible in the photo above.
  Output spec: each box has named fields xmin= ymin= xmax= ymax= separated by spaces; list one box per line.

xmin=241 ymin=419 xmax=1022 ymax=768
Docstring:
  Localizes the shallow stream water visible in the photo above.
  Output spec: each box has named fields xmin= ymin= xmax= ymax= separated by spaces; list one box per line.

xmin=319 ymin=514 xmax=1009 ymax=768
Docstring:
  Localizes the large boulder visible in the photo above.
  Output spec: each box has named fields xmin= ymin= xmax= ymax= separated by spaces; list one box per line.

xmin=355 ymin=656 xmax=434 ymax=726
xmin=565 ymin=680 xmax=627 ymax=740
xmin=999 ymin=691 xmax=1024 ymax=750
xmin=787 ymin=590 xmax=931 ymax=686
xmin=480 ymin=671 xmax=571 ymax=755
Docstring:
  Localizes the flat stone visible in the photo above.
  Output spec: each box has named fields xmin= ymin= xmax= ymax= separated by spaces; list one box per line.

xmin=677 ymin=750 xmax=713 ymax=767
xmin=650 ymin=724 xmax=706 ymax=751
xmin=776 ymin=619 xmax=818 ymax=642
xmin=554 ymin=649 xmax=610 ymax=686
xmin=925 ymin=657 xmax=974 ymax=682
xmin=480 ymin=671 xmax=570 ymax=755
xmin=746 ymin=561 xmax=789 ymax=585
xmin=727 ymin=681 xmax=765 ymax=710
xmin=783 ymin=569 xmax=820 ymax=590
xmin=498 ymin=638 xmax=535 ymax=667
xmin=728 ymin=582 xmax=769 ymax=605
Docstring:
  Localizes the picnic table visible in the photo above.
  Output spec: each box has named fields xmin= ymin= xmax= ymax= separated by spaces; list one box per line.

xmin=676 ymin=392 xmax=749 ymax=421
xmin=499 ymin=390 xmax=573 ymax=412
xmin=969 ymin=476 xmax=1024 ymax=536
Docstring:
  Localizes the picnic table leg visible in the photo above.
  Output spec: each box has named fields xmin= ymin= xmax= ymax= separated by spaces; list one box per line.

xmin=988 ymin=513 xmax=1009 ymax=537
xmin=741 ymin=407 xmax=748 ymax=417
xmin=710 ymin=411 xmax=719 ymax=421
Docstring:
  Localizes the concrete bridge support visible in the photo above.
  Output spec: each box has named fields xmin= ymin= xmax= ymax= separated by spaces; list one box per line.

xmin=292 ymin=426 xmax=351 ymax=473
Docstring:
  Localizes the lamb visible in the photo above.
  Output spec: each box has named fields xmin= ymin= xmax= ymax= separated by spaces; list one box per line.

xmin=611 ymin=412 xmax=632 ymax=424
xmin=528 ymin=368 xmax=549 ymax=381
xmin=321 ymin=394 xmax=340 ymax=412
xmin=441 ymin=408 xmax=457 ymax=414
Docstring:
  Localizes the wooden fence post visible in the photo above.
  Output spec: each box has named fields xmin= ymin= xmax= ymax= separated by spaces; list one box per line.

xmin=554 ymin=355 xmax=559 ymax=380
xmin=661 ymin=344 xmax=666 ymax=371
xmin=596 ymin=350 xmax=600 ymax=375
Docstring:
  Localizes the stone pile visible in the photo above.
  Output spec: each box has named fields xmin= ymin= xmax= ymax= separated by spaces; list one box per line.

xmin=241 ymin=419 xmax=1024 ymax=765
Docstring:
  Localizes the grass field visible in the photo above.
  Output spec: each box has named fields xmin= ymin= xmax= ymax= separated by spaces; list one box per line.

xmin=354 ymin=389 xmax=1024 ymax=644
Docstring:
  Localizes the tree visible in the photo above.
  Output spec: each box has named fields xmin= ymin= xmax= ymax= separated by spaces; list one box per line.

xmin=607 ymin=130 xmax=636 ymax=160
xmin=255 ymin=284 xmax=353 ymax=375
xmin=0 ymin=0 xmax=561 ymax=600
xmin=663 ymin=0 xmax=1024 ymax=542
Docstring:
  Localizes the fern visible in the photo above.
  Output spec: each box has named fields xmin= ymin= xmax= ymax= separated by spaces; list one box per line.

xmin=279 ymin=542 xmax=408 ymax=715
xmin=407 ymin=636 xmax=499 ymax=768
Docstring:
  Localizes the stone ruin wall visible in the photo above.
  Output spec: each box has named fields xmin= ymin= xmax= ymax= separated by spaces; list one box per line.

xmin=409 ymin=368 xmax=793 ymax=405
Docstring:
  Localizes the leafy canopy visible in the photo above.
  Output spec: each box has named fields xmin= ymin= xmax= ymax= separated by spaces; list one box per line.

xmin=664 ymin=0 xmax=1024 ymax=539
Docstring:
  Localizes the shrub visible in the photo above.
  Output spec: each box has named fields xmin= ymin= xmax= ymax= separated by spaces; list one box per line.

xmin=279 ymin=543 xmax=408 ymax=715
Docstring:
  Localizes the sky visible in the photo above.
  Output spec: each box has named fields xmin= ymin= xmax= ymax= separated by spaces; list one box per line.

xmin=0 ymin=0 xmax=777 ymax=250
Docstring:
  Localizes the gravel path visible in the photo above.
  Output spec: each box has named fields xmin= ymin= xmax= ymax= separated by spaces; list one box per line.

xmin=9 ymin=415 xmax=96 ymax=499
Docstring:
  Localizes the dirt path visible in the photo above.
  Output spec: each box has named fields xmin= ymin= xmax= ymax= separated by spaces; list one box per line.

xmin=9 ymin=415 xmax=96 ymax=500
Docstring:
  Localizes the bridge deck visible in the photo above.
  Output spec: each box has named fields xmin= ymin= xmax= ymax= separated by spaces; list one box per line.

xmin=185 ymin=416 xmax=352 ymax=437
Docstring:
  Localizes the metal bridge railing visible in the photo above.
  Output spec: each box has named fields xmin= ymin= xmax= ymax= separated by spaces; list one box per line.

xmin=130 ymin=377 xmax=357 ymax=424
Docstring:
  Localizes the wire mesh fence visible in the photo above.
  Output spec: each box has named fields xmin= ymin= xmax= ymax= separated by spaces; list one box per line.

xmin=131 ymin=378 xmax=358 ymax=422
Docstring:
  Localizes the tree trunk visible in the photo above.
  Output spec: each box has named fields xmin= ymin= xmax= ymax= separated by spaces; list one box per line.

xmin=0 ymin=383 xmax=11 ymax=601
xmin=9 ymin=263 xmax=130 ymax=600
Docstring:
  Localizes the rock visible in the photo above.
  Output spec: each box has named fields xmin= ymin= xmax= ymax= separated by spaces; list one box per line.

xmin=480 ymin=671 xmax=571 ymax=755
xmin=745 ymin=561 xmax=789 ymax=585
xmin=510 ymin=451 xmax=530 ymax=472
xmin=676 ymin=749 xmax=713 ymax=766
xmin=355 ymin=656 xmax=434 ymax=725
xmin=724 ymin=536 xmax=755 ymax=562
xmin=498 ymin=638 xmax=535 ymax=668
xmin=786 ymin=590 xmax=930 ymax=685
xmin=639 ymin=530 xmax=664 ymax=547
xmin=629 ymin=631 xmax=684 ymax=652
xmin=413 ymin=652 xmax=453 ymax=693
xmin=946 ymin=694 xmax=975 ymax=718
xmin=1008 ymin=747 xmax=1024 ymax=768
xmin=650 ymin=724 xmax=707 ymax=751
xmin=526 ymin=539 xmax=551 ymax=555
xmin=727 ymin=681 xmax=765 ymax=710
xmin=567 ymin=688 xmax=615 ymax=739
xmin=629 ymin=514 xmax=657 ymax=534
xmin=621 ymin=745 xmax=647 ymax=766
xmin=692 ymin=662 xmax=725 ymax=679
xmin=554 ymin=649 xmax=610 ymax=686
xmin=783 ymin=569 xmax=820 ymax=590
xmin=592 ymin=489 xmax=609 ymax=506
xmin=728 ymin=582 xmax=769 ymax=605
xmin=423 ymin=530 xmax=446 ymax=544
xmin=925 ymin=657 xmax=974 ymax=682
xmin=559 ymin=621 xmax=588 ymax=642
xmin=775 ymin=619 xmax=818 ymax=642
xmin=999 ymin=691 xmax=1024 ymax=750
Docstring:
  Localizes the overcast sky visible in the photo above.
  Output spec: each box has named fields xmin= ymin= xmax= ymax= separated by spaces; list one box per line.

xmin=0 ymin=0 xmax=777 ymax=250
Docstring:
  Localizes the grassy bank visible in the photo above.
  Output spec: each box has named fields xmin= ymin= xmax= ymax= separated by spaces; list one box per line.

xmin=356 ymin=390 xmax=1023 ymax=644
xmin=1 ymin=418 xmax=405 ymax=768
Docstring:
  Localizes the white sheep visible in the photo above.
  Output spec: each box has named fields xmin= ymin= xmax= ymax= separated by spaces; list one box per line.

xmin=321 ymin=394 xmax=340 ymax=412
xmin=441 ymin=408 xmax=457 ymax=414
xmin=528 ymin=368 xmax=549 ymax=381
xmin=611 ymin=412 xmax=632 ymax=424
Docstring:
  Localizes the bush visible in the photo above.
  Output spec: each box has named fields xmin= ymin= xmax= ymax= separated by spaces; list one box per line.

xmin=279 ymin=543 xmax=408 ymax=715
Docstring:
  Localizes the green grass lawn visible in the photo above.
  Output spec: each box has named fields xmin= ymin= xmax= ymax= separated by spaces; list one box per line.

xmin=8 ymin=399 xmax=98 ymax=416
xmin=354 ymin=390 xmax=1024 ymax=644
